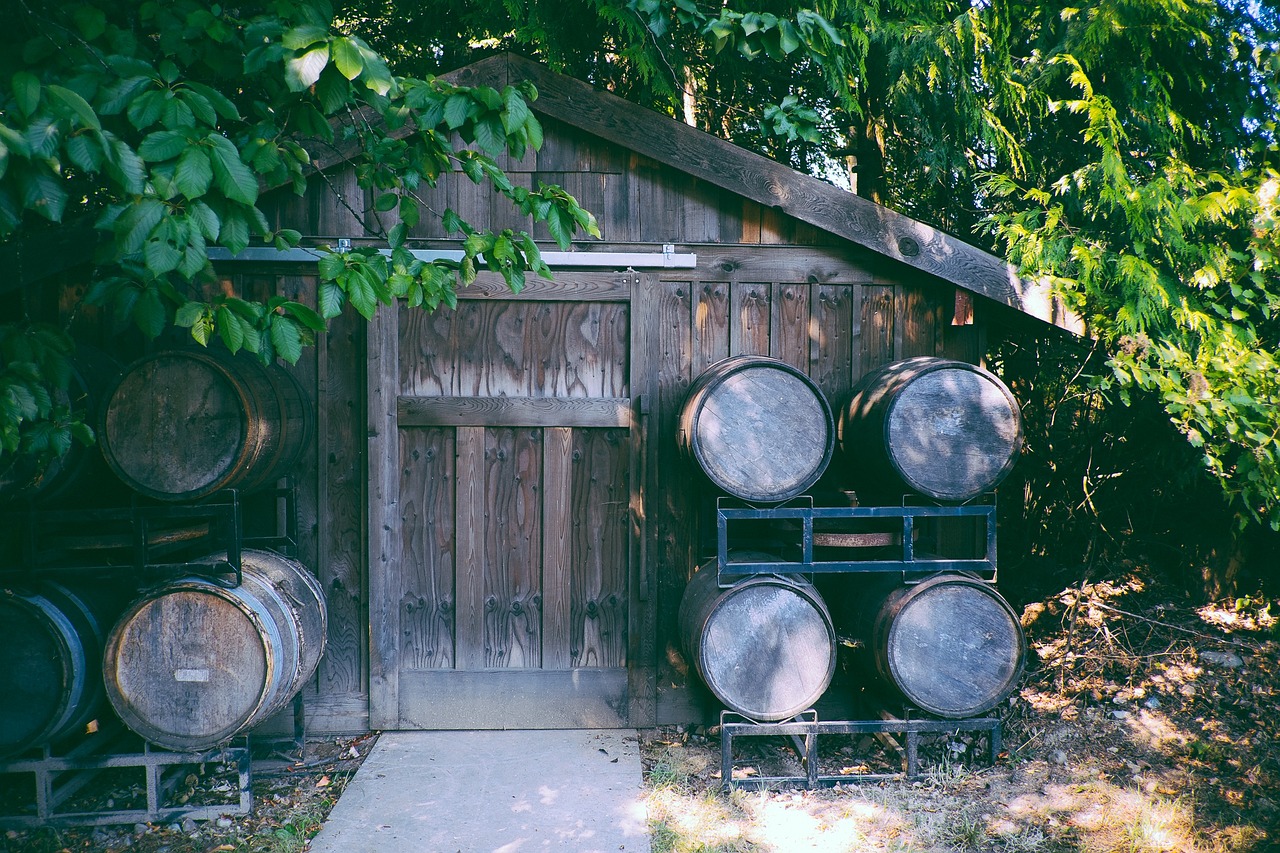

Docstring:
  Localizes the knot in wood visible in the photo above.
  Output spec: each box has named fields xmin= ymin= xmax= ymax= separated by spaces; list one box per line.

xmin=485 ymin=595 xmax=497 ymax=612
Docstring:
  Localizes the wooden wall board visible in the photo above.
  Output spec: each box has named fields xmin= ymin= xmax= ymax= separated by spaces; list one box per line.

xmin=398 ymin=426 xmax=456 ymax=671
xmin=396 ymin=669 xmax=628 ymax=730
xmin=570 ymin=427 xmax=630 ymax=668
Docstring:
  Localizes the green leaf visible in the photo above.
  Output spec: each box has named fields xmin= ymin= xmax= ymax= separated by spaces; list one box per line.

xmin=441 ymin=208 xmax=465 ymax=234
xmin=144 ymin=238 xmax=182 ymax=275
xmin=73 ymin=4 xmax=106 ymax=40
xmin=116 ymin=198 xmax=165 ymax=254
xmin=475 ymin=115 xmax=505 ymax=155
xmin=175 ymin=300 xmax=207 ymax=327
xmin=175 ymin=146 xmax=213 ymax=198
xmin=66 ymin=133 xmax=103 ymax=173
xmin=346 ymin=269 xmax=379 ymax=319
xmin=133 ymin=288 xmax=168 ymax=338
xmin=188 ymin=200 xmax=220 ymax=240
xmin=388 ymin=221 xmax=407 ymax=249
xmin=546 ymin=207 xmax=573 ymax=250
xmin=207 ymin=134 xmax=259 ymax=204
xmin=48 ymin=85 xmax=101 ymax=130
xmin=127 ymin=89 xmax=165 ymax=130
xmin=138 ymin=130 xmax=190 ymax=161
xmin=26 ymin=118 xmax=60 ymax=159
xmin=444 ymin=94 xmax=471 ymax=130
xmin=282 ymin=24 xmax=330 ymax=50
xmin=501 ymin=86 xmax=532 ymax=134
xmin=217 ymin=306 xmax=246 ymax=353
xmin=104 ymin=134 xmax=146 ymax=193
xmin=18 ymin=168 xmax=67 ymax=223
xmin=13 ymin=72 xmax=40 ymax=117
xmin=332 ymin=37 xmax=364 ymax=80
xmin=318 ymin=279 xmax=345 ymax=318
xmin=374 ymin=191 xmax=398 ymax=212
xmin=219 ymin=209 xmax=250 ymax=255
xmin=283 ymin=301 xmax=326 ymax=331
xmin=286 ymin=46 xmax=330 ymax=92
xmin=317 ymin=253 xmax=346 ymax=280
xmin=184 ymin=82 xmax=241 ymax=121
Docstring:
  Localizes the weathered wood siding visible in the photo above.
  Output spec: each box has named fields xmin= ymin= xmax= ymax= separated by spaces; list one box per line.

xmin=9 ymin=88 xmax=990 ymax=734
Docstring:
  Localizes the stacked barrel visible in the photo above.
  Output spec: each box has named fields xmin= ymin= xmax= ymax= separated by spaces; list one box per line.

xmin=677 ymin=354 xmax=1026 ymax=721
xmin=0 ymin=347 xmax=325 ymax=756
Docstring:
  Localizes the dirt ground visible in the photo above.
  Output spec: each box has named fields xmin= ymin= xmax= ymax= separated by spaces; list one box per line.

xmin=642 ymin=570 xmax=1280 ymax=852
xmin=3 ymin=568 xmax=1279 ymax=852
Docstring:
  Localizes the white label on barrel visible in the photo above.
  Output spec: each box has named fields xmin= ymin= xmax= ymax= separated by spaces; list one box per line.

xmin=174 ymin=668 xmax=210 ymax=683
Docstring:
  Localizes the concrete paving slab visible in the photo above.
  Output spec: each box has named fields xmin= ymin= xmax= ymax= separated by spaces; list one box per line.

xmin=308 ymin=730 xmax=651 ymax=853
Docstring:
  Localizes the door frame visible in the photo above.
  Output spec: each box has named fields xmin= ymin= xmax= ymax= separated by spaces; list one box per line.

xmin=365 ymin=270 xmax=656 ymax=730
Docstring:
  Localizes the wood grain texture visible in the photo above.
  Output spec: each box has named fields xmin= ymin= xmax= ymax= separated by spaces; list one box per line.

xmin=859 ymin=285 xmax=896 ymax=376
xmin=397 ymin=669 xmax=628 ymax=729
xmin=678 ymin=562 xmax=836 ymax=721
xmin=570 ymin=428 xmax=629 ymax=668
xmin=839 ymin=357 xmax=1023 ymax=502
xmin=400 ymin=300 xmax=630 ymax=399
xmin=874 ymin=575 xmax=1026 ymax=718
xmin=455 ymin=426 xmax=487 ymax=672
xmin=770 ymin=283 xmax=810 ymax=370
xmin=318 ymin=307 xmax=366 ymax=697
xmin=483 ymin=428 xmax=543 ymax=669
xmin=812 ymin=284 xmax=856 ymax=401
xmin=730 ymin=281 xmax=770 ymax=356
xmin=629 ymin=272 xmax=658 ymax=726
xmin=692 ymin=281 xmax=730 ymax=377
xmin=653 ymin=279 xmax=695 ymax=693
xmin=453 ymin=54 xmax=1055 ymax=324
xmin=542 ymin=427 xmax=574 ymax=670
xmin=399 ymin=427 xmax=456 ymax=670
xmin=399 ymin=396 xmax=632 ymax=428
xmin=367 ymin=303 xmax=400 ymax=728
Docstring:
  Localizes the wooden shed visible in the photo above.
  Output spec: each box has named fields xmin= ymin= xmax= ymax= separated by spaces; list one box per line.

xmin=7 ymin=53 xmax=1072 ymax=736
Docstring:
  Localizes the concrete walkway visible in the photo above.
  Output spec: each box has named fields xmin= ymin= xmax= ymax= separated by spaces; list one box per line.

xmin=308 ymin=730 xmax=651 ymax=853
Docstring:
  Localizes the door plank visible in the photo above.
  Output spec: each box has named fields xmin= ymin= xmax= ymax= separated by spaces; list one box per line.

xmin=572 ymin=428 xmax=629 ymax=668
xmin=542 ymin=427 xmax=574 ymax=670
xmin=398 ymin=669 xmax=628 ymax=729
xmin=399 ymin=427 xmax=456 ymax=670
xmin=455 ymin=426 xmax=487 ymax=671
xmin=483 ymin=428 xmax=543 ymax=668
xmin=368 ymin=304 xmax=401 ymax=729
xmin=399 ymin=396 xmax=631 ymax=428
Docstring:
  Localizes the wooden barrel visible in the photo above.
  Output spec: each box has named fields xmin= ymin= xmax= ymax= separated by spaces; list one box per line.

xmin=678 ymin=554 xmax=836 ymax=721
xmin=836 ymin=356 xmax=1022 ymax=502
xmin=869 ymin=574 xmax=1025 ymax=718
xmin=103 ymin=549 xmax=327 ymax=751
xmin=0 ymin=583 xmax=116 ymax=756
xmin=99 ymin=350 xmax=310 ymax=501
xmin=679 ymin=356 xmax=834 ymax=503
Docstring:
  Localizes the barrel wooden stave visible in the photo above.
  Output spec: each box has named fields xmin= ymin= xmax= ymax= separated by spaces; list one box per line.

xmin=837 ymin=356 xmax=1022 ymax=502
xmin=99 ymin=350 xmax=310 ymax=502
xmin=679 ymin=554 xmax=836 ymax=721
xmin=869 ymin=574 xmax=1025 ymax=718
xmin=0 ymin=584 xmax=114 ymax=756
xmin=679 ymin=356 xmax=834 ymax=503
xmin=103 ymin=549 xmax=327 ymax=751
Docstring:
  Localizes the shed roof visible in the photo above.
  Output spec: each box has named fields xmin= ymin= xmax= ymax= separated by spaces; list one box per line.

xmin=1 ymin=52 xmax=1076 ymax=332
xmin=440 ymin=53 xmax=1077 ymax=332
